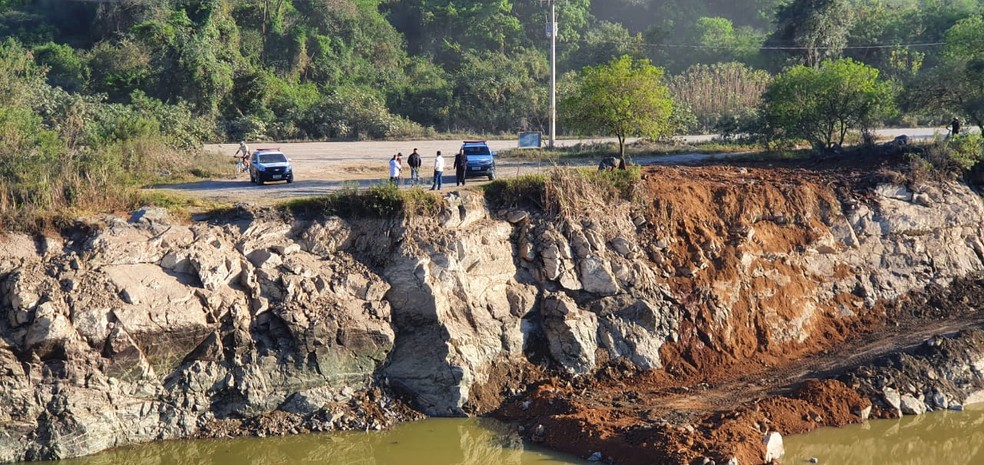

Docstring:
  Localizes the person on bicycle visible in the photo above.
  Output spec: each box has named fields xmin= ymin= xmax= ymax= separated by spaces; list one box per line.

xmin=234 ymin=141 xmax=250 ymax=172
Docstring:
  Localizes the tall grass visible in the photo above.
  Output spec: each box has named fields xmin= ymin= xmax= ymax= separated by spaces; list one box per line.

xmin=484 ymin=166 xmax=642 ymax=217
xmin=669 ymin=62 xmax=771 ymax=133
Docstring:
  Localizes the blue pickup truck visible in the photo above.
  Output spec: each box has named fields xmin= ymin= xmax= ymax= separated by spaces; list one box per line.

xmin=461 ymin=140 xmax=496 ymax=181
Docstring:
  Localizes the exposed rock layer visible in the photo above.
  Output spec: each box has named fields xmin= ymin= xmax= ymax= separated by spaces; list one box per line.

xmin=2 ymin=164 xmax=984 ymax=462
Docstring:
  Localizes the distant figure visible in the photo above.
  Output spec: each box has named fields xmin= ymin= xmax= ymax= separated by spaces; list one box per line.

xmin=431 ymin=151 xmax=445 ymax=191
xmin=453 ymin=149 xmax=469 ymax=186
xmin=951 ymin=117 xmax=961 ymax=136
xmin=234 ymin=141 xmax=250 ymax=172
xmin=407 ymin=148 xmax=422 ymax=185
xmin=396 ymin=153 xmax=404 ymax=183
xmin=598 ymin=157 xmax=618 ymax=171
xmin=389 ymin=154 xmax=401 ymax=185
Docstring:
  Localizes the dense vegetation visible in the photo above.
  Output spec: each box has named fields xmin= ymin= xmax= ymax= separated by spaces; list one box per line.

xmin=3 ymin=0 xmax=983 ymax=140
xmin=2 ymin=0 xmax=984 ymax=225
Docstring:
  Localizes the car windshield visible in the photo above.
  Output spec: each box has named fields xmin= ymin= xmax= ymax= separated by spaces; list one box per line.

xmin=258 ymin=153 xmax=287 ymax=164
xmin=463 ymin=146 xmax=491 ymax=156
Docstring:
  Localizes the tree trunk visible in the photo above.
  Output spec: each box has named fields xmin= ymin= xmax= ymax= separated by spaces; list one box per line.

xmin=618 ymin=136 xmax=626 ymax=170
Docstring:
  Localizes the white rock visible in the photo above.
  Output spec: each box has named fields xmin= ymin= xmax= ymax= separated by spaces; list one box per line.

xmin=899 ymin=393 xmax=927 ymax=415
xmin=882 ymin=388 xmax=902 ymax=416
xmin=764 ymin=431 xmax=784 ymax=462
xmin=579 ymin=256 xmax=619 ymax=296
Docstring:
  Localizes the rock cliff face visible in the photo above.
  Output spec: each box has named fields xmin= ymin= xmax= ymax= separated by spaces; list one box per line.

xmin=1 ymin=165 xmax=983 ymax=462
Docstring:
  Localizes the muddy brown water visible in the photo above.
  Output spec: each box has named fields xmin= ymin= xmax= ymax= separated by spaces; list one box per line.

xmin=34 ymin=419 xmax=585 ymax=465
xmin=29 ymin=406 xmax=984 ymax=464
xmin=784 ymin=404 xmax=984 ymax=464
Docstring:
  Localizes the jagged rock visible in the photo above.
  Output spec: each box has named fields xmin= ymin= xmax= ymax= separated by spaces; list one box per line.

xmin=579 ymin=256 xmax=619 ymax=296
xmin=597 ymin=297 xmax=679 ymax=369
xmin=24 ymin=302 xmax=73 ymax=359
xmin=899 ymin=393 xmax=927 ymax=415
xmin=542 ymin=293 xmax=598 ymax=374
xmin=609 ymin=237 xmax=634 ymax=257
xmin=129 ymin=206 xmax=169 ymax=225
xmin=882 ymin=388 xmax=902 ymax=416
xmin=764 ymin=431 xmax=784 ymax=462
xmin=506 ymin=210 xmax=529 ymax=224
xmin=247 ymin=249 xmax=282 ymax=268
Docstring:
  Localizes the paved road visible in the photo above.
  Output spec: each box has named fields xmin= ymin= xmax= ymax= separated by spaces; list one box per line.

xmin=154 ymin=128 xmax=951 ymax=204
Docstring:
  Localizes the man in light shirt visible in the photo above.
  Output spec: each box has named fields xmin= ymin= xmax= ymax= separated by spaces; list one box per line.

xmin=431 ymin=151 xmax=445 ymax=191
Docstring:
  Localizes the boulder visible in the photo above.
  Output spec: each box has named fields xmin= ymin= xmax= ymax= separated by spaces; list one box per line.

xmin=882 ymin=388 xmax=902 ymax=416
xmin=899 ymin=393 xmax=927 ymax=415
xmin=764 ymin=432 xmax=784 ymax=463
xmin=609 ymin=237 xmax=634 ymax=257
xmin=542 ymin=294 xmax=598 ymax=374
xmin=24 ymin=302 xmax=75 ymax=358
xmin=506 ymin=210 xmax=530 ymax=224
xmin=579 ymin=256 xmax=619 ymax=296
xmin=597 ymin=298 xmax=679 ymax=369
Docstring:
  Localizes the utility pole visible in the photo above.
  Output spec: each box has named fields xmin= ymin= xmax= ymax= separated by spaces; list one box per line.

xmin=548 ymin=0 xmax=557 ymax=148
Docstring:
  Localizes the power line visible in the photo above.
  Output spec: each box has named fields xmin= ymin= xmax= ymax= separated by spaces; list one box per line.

xmin=566 ymin=40 xmax=944 ymax=52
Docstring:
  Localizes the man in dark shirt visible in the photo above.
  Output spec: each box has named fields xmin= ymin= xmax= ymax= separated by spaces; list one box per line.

xmin=453 ymin=149 xmax=469 ymax=186
xmin=407 ymin=148 xmax=422 ymax=185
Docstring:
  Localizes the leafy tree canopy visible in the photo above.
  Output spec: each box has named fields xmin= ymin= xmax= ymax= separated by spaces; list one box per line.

xmin=560 ymin=55 xmax=674 ymax=159
xmin=761 ymin=58 xmax=896 ymax=150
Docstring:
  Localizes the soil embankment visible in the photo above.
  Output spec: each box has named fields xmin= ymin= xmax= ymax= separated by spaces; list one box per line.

xmin=3 ymin=154 xmax=984 ymax=464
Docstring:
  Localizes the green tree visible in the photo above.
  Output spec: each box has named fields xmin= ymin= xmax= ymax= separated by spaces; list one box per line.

xmin=764 ymin=0 xmax=855 ymax=68
xmin=33 ymin=42 xmax=88 ymax=92
xmin=943 ymin=15 xmax=984 ymax=132
xmin=903 ymin=15 xmax=984 ymax=132
xmin=681 ymin=17 xmax=764 ymax=69
xmin=561 ymin=55 xmax=674 ymax=163
xmin=451 ymin=48 xmax=548 ymax=133
xmin=761 ymin=58 xmax=895 ymax=150
xmin=561 ymin=21 xmax=644 ymax=73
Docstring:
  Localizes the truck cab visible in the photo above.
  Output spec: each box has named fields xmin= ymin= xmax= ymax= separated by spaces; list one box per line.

xmin=461 ymin=141 xmax=496 ymax=180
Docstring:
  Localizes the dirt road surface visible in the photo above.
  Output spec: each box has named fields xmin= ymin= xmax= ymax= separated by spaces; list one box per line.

xmin=153 ymin=128 xmax=950 ymax=203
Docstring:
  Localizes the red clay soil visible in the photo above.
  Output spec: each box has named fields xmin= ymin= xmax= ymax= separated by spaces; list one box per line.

xmin=496 ymin=154 xmax=984 ymax=465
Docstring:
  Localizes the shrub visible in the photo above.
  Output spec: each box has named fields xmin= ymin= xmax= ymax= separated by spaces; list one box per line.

xmin=284 ymin=183 xmax=443 ymax=219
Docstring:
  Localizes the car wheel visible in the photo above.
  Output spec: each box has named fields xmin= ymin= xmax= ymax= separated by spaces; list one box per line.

xmin=256 ymin=177 xmax=264 ymax=186
xmin=488 ymin=172 xmax=496 ymax=181
xmin=249 ymin=173 xmax=255 ymax=184
xmin=286 ymin=175 xmax=293 ymax=184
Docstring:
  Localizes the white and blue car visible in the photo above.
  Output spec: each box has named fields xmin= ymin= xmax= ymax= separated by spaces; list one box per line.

xmin=248 ymin=148 xmax=294 ymax=185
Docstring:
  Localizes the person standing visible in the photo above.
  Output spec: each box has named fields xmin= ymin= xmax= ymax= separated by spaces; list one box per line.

xmin=431 ymin=151 xmax=445 ymax=191
xmin=951 ymin=117 xmax=961 ymax=136
xmin=407 ymin=148 xmax=422 ymax=185
xmin=396 ymin=152 xmax=404 ymax=184
xmin=453 ymin=148 xmax=468 ymax=186
xmin=389 ymin=154 xmax=402 ymax=185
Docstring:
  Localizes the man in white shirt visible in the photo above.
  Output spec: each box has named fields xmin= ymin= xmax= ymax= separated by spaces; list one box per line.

xmin=431 ymin=151 xmax=445 ymax=191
